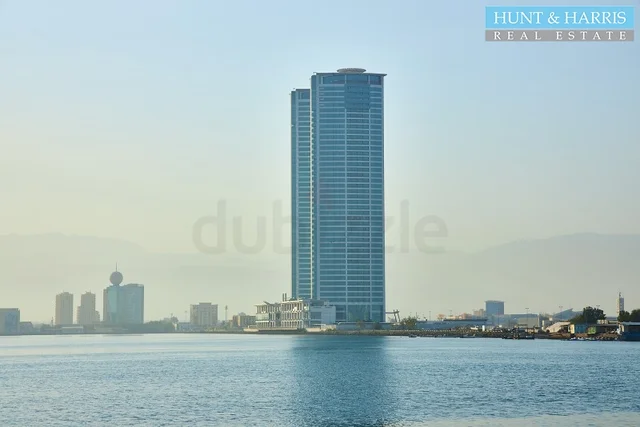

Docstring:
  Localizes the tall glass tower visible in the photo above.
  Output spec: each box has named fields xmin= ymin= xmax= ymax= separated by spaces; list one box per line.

xmin=291 ymin=89 xmax=312 ymax=300
xmin=291 ymin=68 xmax=386 ymax=323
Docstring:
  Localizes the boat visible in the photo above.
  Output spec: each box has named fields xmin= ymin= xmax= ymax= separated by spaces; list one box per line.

xmin=408 ymin=334 xmax=418 ymax=338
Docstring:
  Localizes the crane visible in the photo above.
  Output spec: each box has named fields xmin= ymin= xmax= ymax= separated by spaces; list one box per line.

xmin=385 ymin=310 xmax=400 ymax=324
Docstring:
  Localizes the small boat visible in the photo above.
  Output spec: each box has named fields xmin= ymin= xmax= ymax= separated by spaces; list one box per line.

xmin=408 ymin=334 xmax=418 ymax=338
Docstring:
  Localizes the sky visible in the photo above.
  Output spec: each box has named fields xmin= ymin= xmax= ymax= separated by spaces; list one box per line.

xmin=1 ymin=0 xmax=639 ymax=320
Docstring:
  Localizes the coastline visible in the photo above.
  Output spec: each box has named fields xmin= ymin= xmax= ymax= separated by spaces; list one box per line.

xmin=1 ymin=329 xmax=620 ymax=340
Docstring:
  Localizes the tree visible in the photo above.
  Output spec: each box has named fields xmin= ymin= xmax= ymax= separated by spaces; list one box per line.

xmin=401 ymin=316 xmax=418 ymax=330
xmin=618 ymin=310 xmax=631 ymax=322
xmin=570 ymin=306 xmax=606 ymax=324
xmin=630 ymin=309 xmax=640 ymax=322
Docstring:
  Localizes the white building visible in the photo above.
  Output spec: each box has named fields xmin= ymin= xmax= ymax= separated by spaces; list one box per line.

xmin=255 ymin=298 xmax=336 ymax=329
xmin=190 ymin=303 xmax=219 ymax=327
xmin=617 ymin=292 xmax=625 ymax=315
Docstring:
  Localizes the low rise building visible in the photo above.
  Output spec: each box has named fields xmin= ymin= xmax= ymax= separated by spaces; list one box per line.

xmin=231 ymin=313 xmax=256 ymax=328
xmin=190 ymin=303 xmax=218 ymax=327
xmin=255 ymin=298 xmax=336 ymax=330
xmin=416 ymin=318 xmax=488 ymax=330
xmin=619 ymin=322 xmax=640 ymax=341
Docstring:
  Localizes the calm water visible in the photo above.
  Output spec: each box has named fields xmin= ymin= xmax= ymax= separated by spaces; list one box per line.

xmin=1 ymin=334 xmax=639 ymax=426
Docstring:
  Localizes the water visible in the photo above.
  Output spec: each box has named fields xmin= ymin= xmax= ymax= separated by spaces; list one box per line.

xmin=1 ymin=334 xmax=639 ymax=426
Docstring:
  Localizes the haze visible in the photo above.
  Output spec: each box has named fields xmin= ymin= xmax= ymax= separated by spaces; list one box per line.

xmin=1 ymin=0 xmax=639 ymax=322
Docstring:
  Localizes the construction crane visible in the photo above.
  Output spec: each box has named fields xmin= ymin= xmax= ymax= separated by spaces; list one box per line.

xmin=385 ymin=310 xmax=400 ymax=324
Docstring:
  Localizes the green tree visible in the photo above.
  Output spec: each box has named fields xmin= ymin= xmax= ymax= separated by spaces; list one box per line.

xmin=401 ymin=316 xmax=418 ymax=330
xmin=570 ymin=306 xmax=606 ymax=324
xmin=618 ymin=310 xmax=631 ymax=322
xmin=569 ymin=314 xmax=584 ymax=324
xmin=630 ymin=309 xmax=640 ymax=322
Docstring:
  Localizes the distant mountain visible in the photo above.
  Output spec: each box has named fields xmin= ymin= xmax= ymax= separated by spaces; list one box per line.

xmin=1 ymin=233 xmax=638 ymax=323
xmin=0 ymin=234 xmax=286 ymax=322
xmin=386 ymin=233 xmax=640 ymax=317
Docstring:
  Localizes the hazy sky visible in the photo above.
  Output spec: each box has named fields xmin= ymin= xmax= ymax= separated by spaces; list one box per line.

xmin=1 ymin=0 xmax=639 ymax=320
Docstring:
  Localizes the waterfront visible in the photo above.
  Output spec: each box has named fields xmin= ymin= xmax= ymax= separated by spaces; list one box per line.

xmin=1 ymin=335 xmax=639 ymax=426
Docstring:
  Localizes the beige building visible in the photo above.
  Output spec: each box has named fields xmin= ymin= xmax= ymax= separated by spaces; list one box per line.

xmin=190 ymin=303 xmax=218 ymax=327
xmin=77 ymin=292 xmax=100 ymax=325
xmin=231 ymin=313 xmax=256 ymax=328
xmin=55 ymin=292 xmax=74 ymax=326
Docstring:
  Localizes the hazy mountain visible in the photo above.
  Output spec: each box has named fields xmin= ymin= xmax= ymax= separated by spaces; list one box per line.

xmin=0 ymin=233 xmax=286 ymax=322
xmin=1 ymin=233 xmax=638 ymax=322
xmin=387 ymin=233 xmax=640 ymax=317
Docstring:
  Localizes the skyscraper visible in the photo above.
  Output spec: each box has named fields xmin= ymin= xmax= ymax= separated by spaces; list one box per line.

xmin=102 ymin=268 xmax=144 ymax=325
xmin=103 ymin=269 xmax=123 ymax=324
xmin=291 ymin=88 xmax=312 ymax=300
xmin=55 ymin=292 xmax=74 ymax=325
xmin=77 ymin=292 xmax=99 ymax=325
xmin=291 ymin=68 xmax=386 ymax=323
xmin=119 ymin=284 xmax=144 ymax=325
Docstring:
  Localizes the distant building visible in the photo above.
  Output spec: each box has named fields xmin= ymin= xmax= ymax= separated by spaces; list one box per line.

xmin=77 ymin=292 xmax=100 ymax=325
xmin=473 ymin=309 xmax=486 ymax=318
xmin=103 ymin=284 xmax=119 ymax=324
xmin=0 ymin=308 xmax=20 ymax=335
xmin=55 ymin=292 xmax=74 ymax=325
xmin=485 ymin=300 xmax=505 ymax=316
xmin=231 ymin=313 xmax=256 ymax=328
xmin=415 ymin=318 xmax=488 ymax=330
xmin=102 ymin=268 xmax=144 ymax=325
xmin=19 ymin=322 xmax=35 ymax=334
xmin=617 ymin=292 xmax=625 ymax=315
xmin=255 ymin=298 xmax=336 ymax=329
xmin=190 ymin=303 xmax=218 ymax=327
xmin=119 ymin=284 xmax=144 ymax=324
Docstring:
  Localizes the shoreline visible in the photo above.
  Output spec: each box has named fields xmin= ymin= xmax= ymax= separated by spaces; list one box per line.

xmin=1 ymin=329 xmax=620 ymax=340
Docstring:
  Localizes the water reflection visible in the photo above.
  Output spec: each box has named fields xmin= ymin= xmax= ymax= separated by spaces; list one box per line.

xmin=285 ymin=335 xmax=397 ymax=426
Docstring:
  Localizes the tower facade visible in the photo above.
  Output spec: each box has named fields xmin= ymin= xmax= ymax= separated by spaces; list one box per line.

xmin=102 ymin=268 xmax=144 ymax=325
xmin=77 ymin=292 xmax=99 ymax=325
xmin=55 ymin=292 xmax=74 ymax=325
xmin=291 ymin=88 xmax=312 ymax=300
xmin=291 ymin=68 xmax=386 ymax=323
